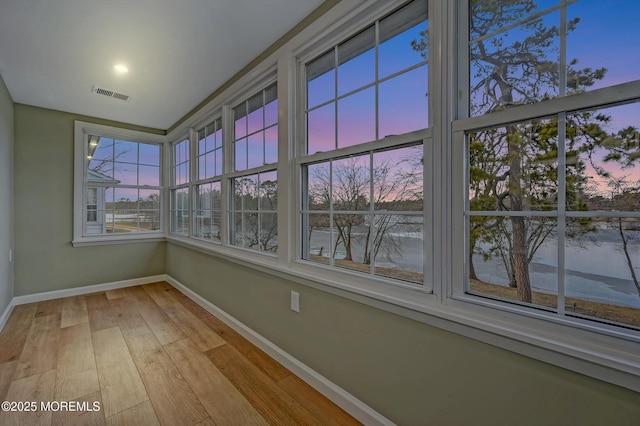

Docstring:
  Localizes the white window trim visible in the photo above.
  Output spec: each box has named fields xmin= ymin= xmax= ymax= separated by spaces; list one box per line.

xmin=160 ymin=0 xmax=640 ymax=393
xmin=73 ymin=121 xmax=166 ymax=247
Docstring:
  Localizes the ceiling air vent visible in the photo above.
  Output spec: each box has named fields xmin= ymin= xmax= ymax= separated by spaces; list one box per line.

xmin=91 ymin=85 xmax=130 ymax=101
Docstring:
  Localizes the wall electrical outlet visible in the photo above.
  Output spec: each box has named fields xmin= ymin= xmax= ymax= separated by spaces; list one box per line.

xmin=290 ymin=291 xmax=300 ymax=313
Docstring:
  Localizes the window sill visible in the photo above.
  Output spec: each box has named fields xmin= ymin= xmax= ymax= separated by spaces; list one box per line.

xmin=72 ymin=233 xmax=165 ymax=247
xmin=165 ymin=235 xmax=640 ymax=394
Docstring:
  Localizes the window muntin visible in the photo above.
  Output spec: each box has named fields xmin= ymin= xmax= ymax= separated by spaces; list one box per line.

xmin=230 ymin=171 xmax=278 ymax=252
xmin=465 ymin=100 xmax=640 ymax=329
xmin=301 ymin=1 xmax=428 ymax=285
xmin=305 ymin=0 xmax=428 ymax=156
xmin=84 ymin=136 xmax=161 ymax=235
xmin=302 ymin=145 xmax=424 ymax=284
xmin=468 ymin=0 xmax=640 ymax=117
xmin=197 ymin=119 xmax=223 ymax=180
xmin=233 ymin=84 xmax=278 ymax=172
xmin=169 ymin=138 xmax=191 ymax=236
xmin=194 ymin=181 xmax=222 ymax=242
xmin=172 ymin=138 xmax=190 ymax=186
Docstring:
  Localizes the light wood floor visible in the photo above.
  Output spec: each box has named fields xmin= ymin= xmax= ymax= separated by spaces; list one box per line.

xmin=0 ymin=282 xmax=360 ymax=425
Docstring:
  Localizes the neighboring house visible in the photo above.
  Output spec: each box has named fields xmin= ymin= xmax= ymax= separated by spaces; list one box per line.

xmin=86 ymin=169 xmax=114 ymax=235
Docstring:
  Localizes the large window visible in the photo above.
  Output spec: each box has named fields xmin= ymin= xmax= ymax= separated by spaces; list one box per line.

xmin=73 ymin=122 xmax=164 ymax=245
xmin=457 ymin=0 xmax=640 ymax=330
xmin=300 ymin=0 xmax=428 ymax=285
xmin=230 ymin=83 xmax=279 ymax=253
xmin=194 ymin=119 xmax=223 ymax=242
xmin=170 ymin=138 xmax=190 ymax=236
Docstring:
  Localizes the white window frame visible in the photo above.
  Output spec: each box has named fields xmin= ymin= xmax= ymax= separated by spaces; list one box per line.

xmin=169 ymin=136 xmax=191 ymax=237
xmin=160 ymin=0 xmax=640 ymax=392
xmin=73 ymin=121 xmax=166 ymax=247
xmin=448 ymin=0 xmax=640 ymax=388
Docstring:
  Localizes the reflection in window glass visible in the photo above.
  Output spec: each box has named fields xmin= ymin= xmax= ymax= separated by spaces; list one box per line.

xmin=85 ymin=136 xmax=161 ymax=235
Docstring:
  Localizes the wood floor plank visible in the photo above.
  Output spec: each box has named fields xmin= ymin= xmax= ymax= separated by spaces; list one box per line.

xmin=109 ymin=297 xmax=152 ymax=340
xmin=104 ymin=288 xmax=127 ymax=301
xmin=93 ymin=327 xmax=149 ymax=418
xmin=34 ymin=298 xmax=64 ymax=318
xmin=206 ymin=343 xmax=321 ymax=426
xmin=0 ymin=361 xmax=17 ymax=401
xmin=55 ymin=322 xmax=100 ymax=401
xmin=0 ymin=303 xmax=38 ymax=364
xmin=161 ymin=301 xmax=226 ymax=352
xmin=51 ymin=390 xmax=105 ymax=426
xmin=0 ymin=369 xmax=56 ymax=426
xmin=86 ymin=293 xmax=118 ymax=332
xmin=124 ymin=287 xmax=185 ymax=345
xmin=194 ymin=418 xmax=216 ymax=426
xmin=142 ymin=282 xmax=175 ymax=306
xmin=13 ymin=314 xmax=61 ymax=380
xmin=105 ymin=400 xmax=160 ymax=426
xmin=172 ymin=292 xmax=291 ymax=382
xmin=165 ymin=338 xmax=267 ymax=426
xmin=2 ymin=303 xmax=38 ymax=333
xmin=127 ymin=332 xmax=208 ymax=426
xmin=61 ymin=295 xmax=89 ymax=329
xmin=277 ymin=374 xmax=362 ymax=426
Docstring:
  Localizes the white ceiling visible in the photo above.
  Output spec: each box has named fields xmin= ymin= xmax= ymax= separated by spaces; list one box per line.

xmin=0 ymin=0 xmax=324 ymax=130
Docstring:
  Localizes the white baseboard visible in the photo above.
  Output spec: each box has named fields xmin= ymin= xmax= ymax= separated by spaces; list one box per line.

xmin=165 ymin=274 xmax=393 ymax=426
xmin=0 ymin=300 xmax=14 ymax=332
xmin=11 ymin=274 xmax=168 ymax=306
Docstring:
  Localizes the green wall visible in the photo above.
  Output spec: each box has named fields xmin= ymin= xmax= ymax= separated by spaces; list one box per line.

xmin=13 ymin=104 xmax=165 ymax=296
xmin=0 ymin=74 xmax=13 ymax=315
xmin=166 ymin=243 xmax=640 ymax=426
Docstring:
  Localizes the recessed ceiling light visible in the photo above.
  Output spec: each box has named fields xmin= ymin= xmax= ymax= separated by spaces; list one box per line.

xmin=114 ymin=64 xmax=128 ymax=74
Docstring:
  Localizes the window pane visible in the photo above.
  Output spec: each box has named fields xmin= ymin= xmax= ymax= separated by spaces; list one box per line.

xmin=566 ymin=101 xmax=640 ymax=211
xmin=307 ymin=50 xmax=335 ymax=109
xmin=214 ymin=148 xmax=223 ymax=177
xmin=373 ymin=146 xmax=423 ymax=211
xmin=565 ymin=217 xmax=640 ymax=328
xmin=468 ymin=118 xmax=558 ymax=212
xmin=235 ymin=138 xmax=247 ymax=171
xmin=265 ymin=99 xmax=278 ymax=127
xmin=338 ymin=87 xmax=375 ymax=148
xmin=247 ymin=131 xmax=263 ymax=169
xmin=338 ymin=25 xmax=375 ymax=96
xmin=235 ymin=109 xmax=247 ymax=139
xmin=468 ymin=216 xmax=558 ymax=310
xmin=374 ymin=215 xmax=423 ymax=284
xmin=248 ymin=106 xmax=264 ymax=136
xmin=113 ymin=162 xmax=137 ymax=186
xmin=264 ymin=126 xmax=278 ymax=165
xmin=333 ymin=155 xmax=370 ymax=211
xmin=139 ymin=143 xmax=160 ymax=166
xmin=139 ymin=165 xmax=159 ymax=187
xmin=379 ymin=65 xmax=428 ymax=137
xmin=260 ymin=213 xmax=278 ymax=253
xmin=91 ymin=137 xmax=113 ymax=161
xmin=259 ymin=171 xmax=277 ymax=211
xmin=333 ymin=214 xmax=368 ymax=270
xmin=308 ymin=102 xmax=335 ymax=155
xmin=305 ymin=213 xmax=332 ymax=264
xmin=307 ymin=162 xmax=330 ymax=210
xmin=379 ymin=0 xmax=428 ymax=79
xmin=115 ymin=140 xmax=138 ymax=164
xmin=566 ymin=0 xmax=640 ymax=93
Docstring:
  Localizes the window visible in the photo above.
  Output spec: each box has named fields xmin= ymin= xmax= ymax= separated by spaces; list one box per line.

xmin=73 ymin=121 xmax=164 ymax=245
xmin=170 ymin=138 xmax=190 ymax=236
xmin=194 ymin=119 xmax=223 ymax=242
xmin=300 ymin=0 xmax=428 ymax=285
xmin=230 ymin=83 xmax=279 ymax=253
xmin=456 ymin=0 xmax=640 ymax=330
